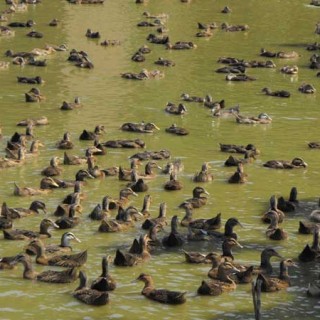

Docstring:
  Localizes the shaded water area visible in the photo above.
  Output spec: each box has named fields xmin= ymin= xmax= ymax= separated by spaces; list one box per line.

xmin=0 ymin=0 xmax=320 ymax=319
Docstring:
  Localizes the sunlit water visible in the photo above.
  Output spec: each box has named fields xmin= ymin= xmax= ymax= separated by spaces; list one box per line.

xmin=0 ymin=0 xmax=320 ymax=319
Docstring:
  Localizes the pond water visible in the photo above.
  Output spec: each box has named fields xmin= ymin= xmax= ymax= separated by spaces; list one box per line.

xmin=0 ymin=0 xmax=320 ymax=319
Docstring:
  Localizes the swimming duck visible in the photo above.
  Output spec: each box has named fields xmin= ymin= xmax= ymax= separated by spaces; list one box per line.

xmin=2 ymin=200 xmax=46 ymax=219
xmin=221 ymin=6 xmax=231 ymax=13
xmin=56 ymin=132 xmax=74 ymax=149
xmin=162 ymin=159 xmax=184 ymax=174
xmin=104 ymin=138 xmax=145 ymax=148
xmin=60 ymin=97 xmax=81 ymax=110
xmin=126 ymin=171 xmax=149 ymax=192
xmin=17 ymin=75 xmax=43 ymax=84
xmin=215 ymin=65 xmax=246 ymax=74
xmin=196 ymin=28 xmax=213 ymax=37
xmin=208 ymin=218 xmax=243 ymax=240
xmin=262 ymin=87 xmax=290 ymax=98
xmin=299 ymin=226 xmax=320 ymax=262
xmin=220 ymin=143 xmax=260 ymax=155
xmin=277 ymin=187 xmax=298 ymax=213
xmin=179 ymin=186 xmax=210 ymax=209
xmin=224 ymin=151 xmax=255 ymax=167
xmin=152 ymin=57 xmax=174 ymax=68
xmin=198 ymin=261 xmax=239 ymax=296
xmin=0 ymin=255 xmax=16 ymax=269
xmin=138 ymin=161 xmax=162 ymax=179
xmin=118 ymin=159 xmax=141 ymax=181
xmin=79 ymin=125 xmax=105 ymax=140
xmin=280 ymin=65 xmax=298 ymax=74
xmin=142 ymin=202 xmax=168 ymax=230
xmin=0 ymin=25 xmax=14 ymax=36
xmin=265 ymin=211 xmax=288 ymax=240
xmin=48 ymin=18 xmax=59 ymax=26
xmin=298 ymin=220 xmax=319 ymax=235
xmin=73 ymin=271 xmax=109 ymax=305
xmin=28 ymin=239 xmax=87 ymax=267
xmin=3 ymin=218 xmax=59 ymax=240
xmin=263 ymin=157 xmax=308 ymax=169
xmin=8 ymin=19 xmax=35 ymax=27
xmin=147 ymin=33 xmax=169 ymax=44
xmin=228 ymin=163 xmax=247 ymax=183
xmin=235 ymin=113 xmax=272 ymax=125
xmin=261 ymin=195 xmax=285 ymax=224
xmin=107 ymin=188 xmax=138 ymax=210
xmin=162 ymin=215 xmax=185 ymax=247
xmin=121 ymin=69 xmax=164 ymax=80
xmin=17 ymin=116 xmax=48 ymax=127
xmin=11 ymin=253 xmax=79 ymax=283
xmin=164 ymin=170 xmax=183 ymax=191
xmin=61 ymin=181 xmax=84 ymax=204
xmin=142 ymin=11 xmax=168 ymax=19
xmin=85 ymin=28 xmax=100 ymax=38
xmin=41 ymin=156 xmax=62 ymax=177
xmin=55 ymin=204 xmax=81 ymax=229
xmin=25 ymin=87 xmax=45 ymax=103
xmin=26 ymin=29 xmax=43 ymax=38
xmin=183 ymin=249 xmax=220 ymax=264
xmin=299 ymin=83 xmax=316 ymax=94
xmin=193 ymin=162 xmax=214 ymax=182
xmin=260 ymin=48 xmax=299 ymax=58
xmin=257 ymin=259 xmax=297 ymax=292
xmin=121 ymin=121 xmax=160 ymax=133
xmin=180 ymin=93 xmax=205 ymax=103
xmin=308 ymin=141 xmax=320 ymax=149
xmin=135 ymin=273 xmax=187 ymax=304
xmin=0 ymin=147 xmax=25 ymax=168
xmin=166 ymin=41 xmax=197 ymax=50
xmin=130 ymin=149 xmax=171 ymax=161
xmin=226 ymin=73 xmax=256 ymax=81
xmin=63 ymin=151 xmax=88 ymax=165
xmin=88 ymin=201 xmax=109 ymax=220
xmin=165 ymin=124 xmax=189 ymax=136
xmin=203 ymin=96 xmax=225 ymax=110
xmin=198 ymin=22 xmax=218 ymax=30
xmin=221 ymin=22 xmax=248 ymax=32
xmin=26 ymin=231 xmax=81 ymax=256
xmin=91 ymin=256 xmax=116 ymax=291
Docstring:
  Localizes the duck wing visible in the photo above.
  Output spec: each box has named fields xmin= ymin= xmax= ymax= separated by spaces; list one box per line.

xmin=37 ymin=267 xmax=78 ymax=283
xmin=148 ymin=289 xmax=187 ymax=304
xmin=48 ymin=250 xmax=87 ymax=267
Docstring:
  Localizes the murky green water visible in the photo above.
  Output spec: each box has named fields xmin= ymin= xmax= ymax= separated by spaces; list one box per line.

xmin=1 ymin=0 xmax=320 ymax=319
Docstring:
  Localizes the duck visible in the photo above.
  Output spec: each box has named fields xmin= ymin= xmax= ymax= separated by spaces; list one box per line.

xmin=61 ymin=182 xmax=84 ymax=204
xmin=85 ymin=28 xmax=100 ymax=38
xmin=79 ymin=125 xmax=105 ymax=140
xmin=164 ymin=170 xmax=183 ymax=191
xmin=280 ymin=65 xmax=298 ymax=74
xmin=219 ymin=143 xmax=260 ymax=155
xmin=277 ymin=187 xmax=298 ymax=213
xmin=41 ymin=156 xmax=62 ymax=177
xmin=100 ymin=39 xmax=121 ymax=46
xmin=26 ymin=30 xmax=43 ymax=38
xmin=130 ymin=149 xmax=170 ymax=161
xmin=162 ymin=159 xmax=184 ymax=174
xmin=154 ymin=57 xmax=175 ymax=67
xmin=28 ymin=239 xmax=87 ymax=267
xmin=263 ymin=157 xmax=308 ymax=169
xmin=60 ymin=97 xmax=82 ymax=110
xmin=135 ymin=273 xmax=187 ymax=304
xmin=142 ymin=11 xmax=169 ymax=19
xmin=196 ymin=28 xmax=213 ymax=37
xmin=0 ymin=255 xmax=16 ymax=269
xmin=3 ymin=218 xmax=59 ymax=240
xmin=165 ymin=124 xmax=189 ymax=136
xmin=1 ymin=200 xmax=46 ymax=219
xmin=310 ymin=206 xmax=320 ymax=223
xmin=254 ymin=248 xmax=283 ymax=275
xmin=147 ymin=33 xmax=169 ymax=44
xmin=121 ymin=69 xmax=164 ymax=80
xmin=55 ymin=204 xmax=81 ymax=229
xmin=180 ymin=92 xmax=204 ymax=103
xmin=49 ymin=18 xmax=59 ymax=26
xmin=8 ymin=19 xmax=35 ymax=27
xmin=215 ymin=65 xmax=246 ymax=74
xmin=183 ymin=250 xmax=220 ymax=264
xmin=121 ymin=121 xmax=160 ymax=133
xmin=26 ymin=231 xmax=81 ymax=256
xmin=221 ymin=22 xmax=249 ymax=32
xmin=139 ymin=161 xmax=162 ymax=179
xmin=261 ymin=87 xmax=290 ymax=98
xmin=17 ymin=75 xmax=43 ymax=84
xmin=11 ymin=253 xmax=79 ymax=283
xmin=299 ymin=83 xmax=316 ymax=94
xmin=166 ymin=41 xmax=197 ymax=50
xmin=13 ymin=180 xmax=59 ymax=196
xmin=226 ymin=73 xmax=256 ymax=81
xmin=235 ymin=113 xmax=272 ymax=125
xmin=87 ymin=157 xmax=106 ymax=179
xmin=162 ymin=215 xmax=185 ymax=247
xmin=299 ymin=226 xmax=320 ymax=262
xmin=114 ymin=234 xmax=151 ymax=266
xmin=228 ymin=163 xmax=247 ymax=183
xmin=0 ymin=147 xmax=25 ymax=168
xmin=142 ymin=202 xmax=168 ymax=230
xmin=103 ymin=138 xmax=145 ymax=148
xmin=197 ymin=261 xmax=239 ymax=296
xmin=73 ymin=271 xmax=109 ymax=305
xmin=25 ymin=87 xmax=45 ymax=102
xmin=106 ymin=187 xmax=138 ymax=210
xmin=180 ymin=203 xmax=221 ymax=230
xmin=257 ymin=259 xmax=297 ymax=292
xmin=260 ymin=48 xmax=299 ymax=58
xmin=179 ymin=186 xmax=210 ymax=209
xmin=298 ymin=220 xmax=319 ymax=235
xmin=221 ymin=6 xmax=232 ymax=13
xmin=224 ymin=151 xmax=256 ymax=167
xmin=203 ymin=95 xmax=225 ymax=109
xmin=308 ymin=141 xmax=320 ymax=149
xmin=17 ymin=116 xmax=48 ymax=126
xmin=91 ymin=256 xmax=116 ymax=291
xmin=118 ymin=159 xmax=141 ymax=181
xmin=208 ymin=218 xmax=243 ymax=241
xmin=88 ymin=202 xmax=109 ymax=221
xmin=63 ymin=151 xmax=88 ymax=165
xmin=261 ymin=195 xmax=285 ymax=224
xmin=193 ymin=162 xmax=213 ymax=182
xmin=56 ymin=132 xmax=74 ymax=149
xmin=127 ymin=174 xmax=149 ymax=193
xmin=265 ymin=211 xmax=288 ymax=240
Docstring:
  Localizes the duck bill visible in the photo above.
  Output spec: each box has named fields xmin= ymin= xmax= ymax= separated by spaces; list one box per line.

xmin=52 ymin=222 xmax=60 ymax=229
xmin=234 ymin=239 xmax=243 ymax=249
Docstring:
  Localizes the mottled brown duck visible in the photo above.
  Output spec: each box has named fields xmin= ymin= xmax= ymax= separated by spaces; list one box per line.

xmin=179 ymin=186 xmax=210 ymax=209
xmin=91 ymin=256 xmax=116 ymax=291
xmin=142 ymin=202 xmax=168 ymax=230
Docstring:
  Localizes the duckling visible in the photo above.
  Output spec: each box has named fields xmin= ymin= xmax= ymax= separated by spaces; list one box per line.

xmin=261 ymin=87 xmax=290 ymax=98
xmin=3 ymin=218 xmax=59 ymax=240
xmin=193 ymin=162 xmax=214 ymax=182
xmin=60 ymin=97 xmax=81 ymax=110
xmin=162 ymin=215 xmax=185 ymax=247
xmin=179 ymin=186 xmax=210 ymax=209
xmin=208 ymin=218 xmax=243 ymax=240
xmin=56 ymin=132 xmax=74 ymax=149
xmin=41 ymin=156 xmax=62 ymax=177
xmin=91 ymin=256 xmax=116 ymax=291
xmin=135 ymin=273 xmax=187 ymax=304
xmin=28 ymin=239 xmax=87 ymax=267
xmin=73 ymin=271 xmax=109 ymax=305
xmin=263 ymin=157 xmax=308 ymax=169
xmin=11 ymin=253 xmax=79 ymax=283
xmin=79 ymin=125 xmax=105 ymax=140
xmin=142 ymin=202 xmax=168 ymax=230
xmin=257 ymin=259 xmax=297 ymax=292
xmin=2 ymin=200 xmax=46 ymax=219
xmin=154 ymin=57 xmax=175 ymax=67
xmin=299 ymin=226 xmax=320 ymax=262
xmin=197 ymin=261 xmax=239 ymax=296
xmin=280 ymin=65 xmax=298 ymax=74
xmin=228 ymin=163 xmax=247 ymax=183
xmin=265 ymin=211 xmax=288 ymax=240
xmin=299 ymin=83 xmax=316 ymax=94
xmin=165 ymin=123 xmax=189 ymax=136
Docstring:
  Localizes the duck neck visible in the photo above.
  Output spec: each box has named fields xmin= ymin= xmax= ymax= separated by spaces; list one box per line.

xmin=61 ymin=235 xmax=72 ymax=248
xmin=102 ymin=197 xmax=110 ymax=211
xmin=141 ymin=196 xmax=151 ymax=214
xmin=76 ymin=272 xmax=87 ymax=290
xmin=311 ymin=230 xmax=320 ymax=251
xmin=224 ymin=221 xmax=235 ymax=237
xmin=145 ymin=163 xmax=153 ymax=175
xmin=33 ymin=242 xmax=48 ymax=261
xmin=100 ymin=257 xmax=108 ymax=277
xmin=260 ymin=253 xmax=273 ymax=274
xmin=279 ymin=261 xmax=290 ymax=282
xmin=158 ymin=203 xmax=166 ymax=218
xmin=39 ymin=222 xmax=52 ymax=237
xmin=20 ymin=257 xmax=36 ymax=280
xmin=182 ymin=207 xmax=193 ymax=223
xmin=171 ymin=217 xmax=178 ymax=234
xmin=222 ymin=242 xmax=234 ymax=260
xmin=289 ymin=188 xmax=297 ymax=202
xmin=141 ymin=278 xmax=154 ymax=295
xmin=217 ymin=267 xmax=233 ymax=283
